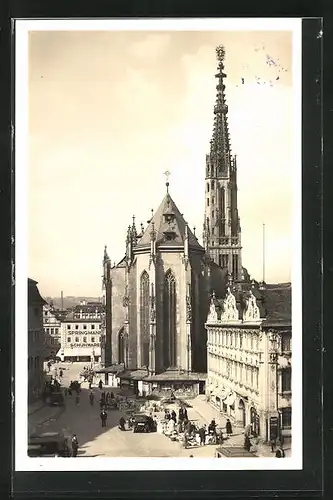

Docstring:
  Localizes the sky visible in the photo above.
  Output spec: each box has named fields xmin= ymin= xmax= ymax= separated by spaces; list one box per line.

xmin=27 ymin=28 xmax=295 ymax=297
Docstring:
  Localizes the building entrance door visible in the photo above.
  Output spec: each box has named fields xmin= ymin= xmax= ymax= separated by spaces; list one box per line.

xmin=250 ymin=407 xmax=260 ymax=436
xmin=239 ymin=399 xmax=246 ymax=427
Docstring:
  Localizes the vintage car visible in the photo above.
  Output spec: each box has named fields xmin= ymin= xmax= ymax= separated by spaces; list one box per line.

xmin=133 ymin=414 xmax=157 ymax=433
xmin=28 ymin=432 xmax=70 ymax=457
xmin=47 ymin=391 xmax=64 ymax=406
xmin=215 ymin=446 xmax=257 ymax=458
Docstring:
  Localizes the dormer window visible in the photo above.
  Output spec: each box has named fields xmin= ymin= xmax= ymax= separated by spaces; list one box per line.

xmin=164 ymin=214 xmax=175 ymax=224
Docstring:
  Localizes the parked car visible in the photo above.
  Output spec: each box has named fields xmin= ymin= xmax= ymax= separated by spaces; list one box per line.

xmin=28 ymin=432 xmax=70 ymax=457
xmin=215 ymin=446 xmax=257 ymax=458
xmin=133 ymin=414 xmax=157 ymax=433
xmin=47 ymin=391 xmax=64 ymax=406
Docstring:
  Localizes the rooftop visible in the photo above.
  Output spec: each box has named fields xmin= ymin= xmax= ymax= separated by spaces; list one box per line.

xmin=136 ymin=192 xmax=204 ymax=252
xmin=212 ymin=283 xmax=291 ymax=325
xmin=28 ymin=278 xmax=47 ymax=306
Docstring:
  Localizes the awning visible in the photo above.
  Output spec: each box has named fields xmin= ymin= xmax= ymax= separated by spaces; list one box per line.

xmin=58 ymin=347 xmax=101 ymax=357
xmin=225 ymin=391 xmax=236 ymax=406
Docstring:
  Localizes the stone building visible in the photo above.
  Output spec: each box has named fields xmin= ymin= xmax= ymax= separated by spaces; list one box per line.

xmin=28 ymin=278 xmax=46 ymax=402
xmin=205 ymin=282 xmax=292 ymax=442
xmin=43 ymin=304 xmax=61 ymax=359
xmin=102 ymin=186 xmax=227 ymax=390
xmin=57 ymin=313 xmax=102 ymax=363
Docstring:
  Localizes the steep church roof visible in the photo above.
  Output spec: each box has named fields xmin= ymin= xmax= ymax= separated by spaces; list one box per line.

xmin=136 ymin=192 xmax=203 ymax=251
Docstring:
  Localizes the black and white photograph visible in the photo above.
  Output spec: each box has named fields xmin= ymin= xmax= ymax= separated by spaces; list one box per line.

xmin=15 ymin=18 xmax=302 ymax=471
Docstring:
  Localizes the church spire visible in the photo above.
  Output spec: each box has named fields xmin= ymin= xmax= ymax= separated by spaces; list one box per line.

xmin=203 ymin=45 xmax=243 ymax=282
xmin=208 ymin=45 xmax=231 ymax=178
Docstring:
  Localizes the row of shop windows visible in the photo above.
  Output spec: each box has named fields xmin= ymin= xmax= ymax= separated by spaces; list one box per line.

xmin=44 ymin=327 xmax=59 ymax=335
xmin=209 ymin=356 xmax=259 ymax=389
xmin=28 ymin=355 xmax=41 ymax=371
xmin=66 ymin=324 xmax=101 ymax=330
xmin=72 ymin=313 xmax=102 ymax=319
xmin=209 ymin=331 xmax=292 ymax=354
xmin=209 ymin=330 xmax=259 ymax=351
xmin=67 ymin=336 xmax=101 ymax=344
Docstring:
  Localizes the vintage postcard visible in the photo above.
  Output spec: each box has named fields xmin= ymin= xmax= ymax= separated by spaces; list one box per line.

xmin=15 ymin=18 xmax=302 ymax=471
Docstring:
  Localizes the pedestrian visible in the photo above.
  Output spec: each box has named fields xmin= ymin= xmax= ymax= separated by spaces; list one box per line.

xmin=199 ymin=425 xmax=206 ymax=446
xmin=71 ymin=434 xmax=79 ymax=457
xmin=208 ymin=419 xmax=216 ymax=435
xmin=178 ymin=407 xmax=183 ymax=422
xmin=110 ymin=391 xmax=114 ymax=399
xmin=100 ymin=409 xmax=108 ymax=427
xmin=171 ymin=410 xmax=177 ymax=423
xmin=244 ymin=435 xmax=251 ymax=452
xmin=75 ymin=394 xmax=80 ymax=406
xmin=59 ymin=369 xmax=63 ymax=377
xmin=226 ymin=419 xmax=233 ymax=435
xmin=89 ymin=391 xmax=94 ymax=406
xmin=270 ymin=437 xmax=277 ymax=453
xmin=275 ymin=447 xmax=285 ymax=458
xmin=119 ymin=416 xmax=126 ymax=431
xmin=99 ymin=379 xmax=103 ymax=390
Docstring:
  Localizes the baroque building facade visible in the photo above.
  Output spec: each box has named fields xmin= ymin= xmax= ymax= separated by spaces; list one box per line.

xmin=205 ymin=283 xmax=292 ymax=442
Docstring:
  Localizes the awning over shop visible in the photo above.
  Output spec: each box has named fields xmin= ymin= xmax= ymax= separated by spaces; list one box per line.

xmin=94 ymin=364 xmax=125 ymax=374
xmin=225 ymin=391 xmax=236 ymax=406
xmin=57 ymin=347 xmax=101 ymax=357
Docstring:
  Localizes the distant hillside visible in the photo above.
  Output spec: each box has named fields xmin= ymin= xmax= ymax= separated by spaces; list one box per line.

xmin=45 ymin=296 xmax=101 ymax=309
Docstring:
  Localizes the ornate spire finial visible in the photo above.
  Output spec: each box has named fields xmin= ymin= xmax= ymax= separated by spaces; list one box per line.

xmin=216 ymin=44 xmax=226 ymax=63
xmin=164 ymin=170 xmax=171 ymax=193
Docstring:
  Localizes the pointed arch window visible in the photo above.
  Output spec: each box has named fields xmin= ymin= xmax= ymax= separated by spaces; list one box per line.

xmin=163 ymin=270 xmax=177 ymax=368
xmin=140 ymin=271 xmax=150 ymax=367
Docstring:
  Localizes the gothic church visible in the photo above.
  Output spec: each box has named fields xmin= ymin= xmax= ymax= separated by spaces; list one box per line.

xmin=102 ymin=45 xmax=250 ymax=383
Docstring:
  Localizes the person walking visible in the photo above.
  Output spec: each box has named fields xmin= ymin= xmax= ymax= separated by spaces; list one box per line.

xmin=226 ymin=419 xmax=233 ymax=435
xmin=98 ymin=379 xmax=103 ymax=390
xmin=244 ymin=435 xmax=251 ymax=452
xmin=270 ymin=437 xmax=277 ymax=453
xmin=100 ymin=409 xmax=108 ymax=427
xmin=199 ymin=425 xmax=206 ymax=446
xmin=119 ymin=416 xmax=126 ymax=431
xmin=171 ymin=410 xmax=177 ymax=423
xmin=71 ymin=434 xmax=79 ymax=457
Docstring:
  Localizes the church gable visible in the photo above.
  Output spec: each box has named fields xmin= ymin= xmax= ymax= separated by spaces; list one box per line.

xmin=136 ymin=192 xmax=203 ymax=251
